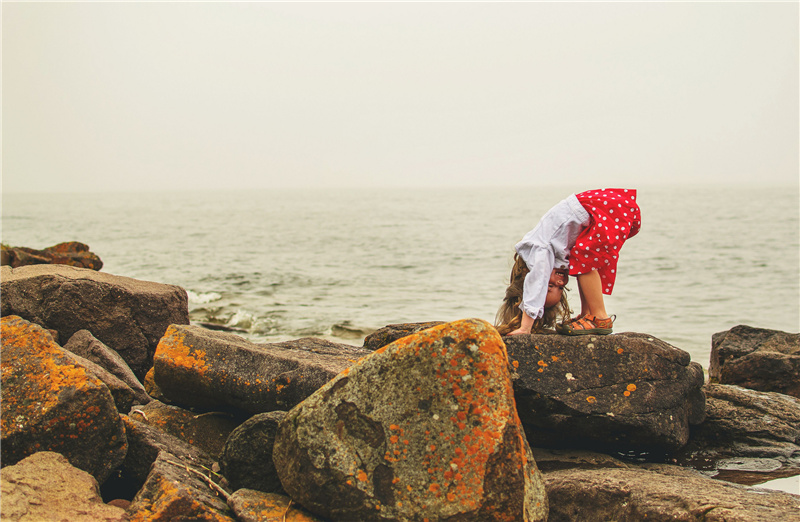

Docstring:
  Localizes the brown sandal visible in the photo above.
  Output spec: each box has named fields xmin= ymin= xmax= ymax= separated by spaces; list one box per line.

xmin=557 ymin=314 xmax=614 ymax=336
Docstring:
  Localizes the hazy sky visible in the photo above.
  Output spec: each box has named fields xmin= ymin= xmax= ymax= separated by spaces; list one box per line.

xmin=3 ymin=1 xmax=798 ymax=193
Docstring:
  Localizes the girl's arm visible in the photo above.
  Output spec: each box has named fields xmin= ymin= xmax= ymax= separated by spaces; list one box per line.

xmin=508 ymin=312 xmax=535 ymax=335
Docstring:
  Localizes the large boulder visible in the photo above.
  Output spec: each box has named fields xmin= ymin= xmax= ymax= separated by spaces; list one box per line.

xmin=676 ymin=383 xmax=800 ymax=484
xmin=543 ymin=463 xmax=800 ymax=521
xmin=220 ymin=411 xmax=287 ymax=493
xmin=64 ymin=329 xmax=151 ymax=406
xmin=504 ymin=332 xmax=706 ymax=454
xmin=153 ymin=325 xmax=372 ymax=415
xmin=709 ymin=325 xmax=800 ymax=398
xmin=0 ymin=316 xmax=127 ymax=483
xmin=273 ymin=318 xmax=548 ymax=521
xmin=0 ymin=241 xmax=103 ymax=270
xmin=0 ymin=264 xmax=189 ymax=377
xmin=0 ymin=452 xmax=127 ymax=522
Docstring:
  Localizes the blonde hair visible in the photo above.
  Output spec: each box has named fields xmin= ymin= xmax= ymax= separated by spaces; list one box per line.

xmin=495 ymin=253 xmax=571 ymax=335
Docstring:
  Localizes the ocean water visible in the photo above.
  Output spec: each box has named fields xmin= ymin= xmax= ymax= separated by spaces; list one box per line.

xmin=2 ymin=185 xmax=798 ymax=371
xmin=2 ymin=184 xmax=799 ymax=494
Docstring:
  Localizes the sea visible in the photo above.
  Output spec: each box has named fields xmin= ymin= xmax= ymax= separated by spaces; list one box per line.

xmin=2 ymin=184 xmax=799 ymax=493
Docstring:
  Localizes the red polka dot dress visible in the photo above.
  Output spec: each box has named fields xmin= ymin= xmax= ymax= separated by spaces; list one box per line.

xmin=569 ymin=189 xmax=641 ymax=295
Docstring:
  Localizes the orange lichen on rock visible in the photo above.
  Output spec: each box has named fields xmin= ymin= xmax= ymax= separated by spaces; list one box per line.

xmin=1 ymin=315 xmax=126 ymax=481
xmin=129 ymin=475 xmax=233 ymax=522
xmin=154 ymin=325 xmax=209 ymax=376
xmin=273 ymin=318 xmax=546 ymax=520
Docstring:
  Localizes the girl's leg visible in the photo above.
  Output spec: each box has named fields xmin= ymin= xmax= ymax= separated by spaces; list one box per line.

xmin=577 ymin=281 xmax=589 ymax=318
xmin=576 ymin=270 xmax=609 ymax=320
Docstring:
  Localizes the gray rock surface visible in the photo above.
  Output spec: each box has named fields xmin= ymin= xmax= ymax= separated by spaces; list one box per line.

xmin=676 ymin=384 xmax=800 ymax=484
xmin=1 ymin=264 xmax=189 ymax=377
xmin=710 ymin=325 xmax=800 ymax=398
xmin=64 ymin=329 xmax=151 ymax=405
xmin=220 ymin=411 xmax=287 ymax=493
xmin=362 ymin=321 xmax=445 ymax=351
xmin=60 ymin=348 xmax=143 ymax=413
xmin=544 ymin=464 xmax=800 ymax=521
xmin=505 ymin=331 xmax=706 ymax=454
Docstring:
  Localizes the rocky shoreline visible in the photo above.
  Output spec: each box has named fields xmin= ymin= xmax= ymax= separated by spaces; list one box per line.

xmin=2 ymin=263 xmax=799 ymax=521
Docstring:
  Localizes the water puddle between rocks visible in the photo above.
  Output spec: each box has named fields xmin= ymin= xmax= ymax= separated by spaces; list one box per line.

xmin=681 ymin=456 xmax=800 ymax=495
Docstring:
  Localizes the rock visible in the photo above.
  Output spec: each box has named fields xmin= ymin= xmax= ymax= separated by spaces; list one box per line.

xmin=228 ymin=489 xmax=324 ymax=522
xmin=543 ymin=463 xmax=800 ymax=521
xmin=220 ymin=411 xmax=287 ymax=493
xmin=504 ymin=332 xmax=706 ymax=455
xmin=709 ymin=325 xmax=800 ymax=398
xmin=64 ymin=329 xmax=151 ymax=406
xmin=128 ymin=451 xmax=235 ymax=522
xmin=0 ymin=452 xmax=127 ymax=522
xmin=676 ymin=384 xmax=800 ymax=484
xmin=1 ymin=241 xmax=103 ymax=270
xmin=362 ymin=321 xmax=445 ymax=351
xmin=273 ymin=318 xmax=548 ymax=521
xmin=120 ymin=414 xmax=215 ymax=489
xmin=60 ymin=348 xmax=143 ymax=413
xmin=532 ymin=447 xmax=632 ymax=473
xmin=1 ymin=316 xmax=127 ymax=483
xmin=129 ymin=400 xmax=240 ymax=459
xmin=143 ymin=367 xmax=168 ymax=403
xmin=153 ymin=325 xmax=372 ymax=415
xmin=0 ymin=264 xmax=189 ymax=378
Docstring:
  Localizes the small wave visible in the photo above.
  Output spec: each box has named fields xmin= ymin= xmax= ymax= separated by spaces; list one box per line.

xmin=331 ymin=322 xmax=376 ymax=340
xmin=187 ymin=290 xmax=223 ymax=304
xmin=227 ymin=310 xmax=255 ymax=329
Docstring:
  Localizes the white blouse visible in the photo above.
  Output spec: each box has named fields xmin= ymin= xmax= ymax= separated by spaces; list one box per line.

xmin=514 ymin=194 xmax=590 ymax=320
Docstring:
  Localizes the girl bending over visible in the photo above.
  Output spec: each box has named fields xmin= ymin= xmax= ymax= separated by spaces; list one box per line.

xmin=495 ymin=189 xmax=641 ymax=336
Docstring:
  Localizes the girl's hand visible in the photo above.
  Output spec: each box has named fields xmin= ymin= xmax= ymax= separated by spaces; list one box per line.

xmin=508 ymin=312 xmax=535 ymax=335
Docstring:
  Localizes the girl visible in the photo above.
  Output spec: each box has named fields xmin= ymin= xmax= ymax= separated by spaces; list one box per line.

xmin=495 ymin=188 xmax=641 ymax=336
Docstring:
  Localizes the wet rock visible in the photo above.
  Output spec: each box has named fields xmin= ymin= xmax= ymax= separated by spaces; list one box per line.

xmin=274 ymin=318 xmax=548 ymax=521
xmin=153 ymin=325 xmax=371 ymax=415
xmin=543 ymin=463 xmax=800 ymax=522
xmin=0 ymin=264 xmax=189 ymax=378
xmin=120 ymin=414 xmax=214 ymax=489
xmin=129 ymin=400 xmax=239 ymax=459
xmin=709 ymin=325 xmax=800 ymax=398
xmin=0 ymin=316 xmax=127 ymax=483
xmin=220 ymin=411 xmax=287 ymax=493
xmin=128 ymin=451 xmax=235 ymax=522
xmin=64 ymin=329 xmax=151 ymax=406
xmin=676 ymin=384 xmax=800 ymax=484
xmin=1 ymin=241 xmax=103 ymax=270
xmin=504 ymin=332 xmax=706 ymax=454
xmin=362 ymin=321 xmax=445 ymax=351
xmin=0 ymin=452 xmax=127 ymax=522
xmin=228 ymin=489 xmax=324 ymax=522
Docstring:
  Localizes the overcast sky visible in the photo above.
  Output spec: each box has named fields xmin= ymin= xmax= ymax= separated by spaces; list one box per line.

xmin=3 ymin=1 xmax=798 ymax=193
